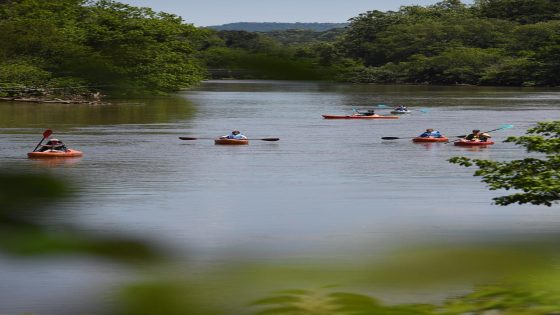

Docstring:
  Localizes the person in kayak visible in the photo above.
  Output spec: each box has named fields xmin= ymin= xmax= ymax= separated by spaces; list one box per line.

xmin=356 ymin=109 xmax=375 ymax=116
xmin=38 ymin=138 xmax=68 ymax=152
xmin=465 ymin=129 xmax=491 ymax=142
xmin=395 ymin=105 xmax=408 ymax=111
xmin=221 ymin=130 xmax=248 ymax=140
xmin=419 ymin=128 xmax=443 ymax=138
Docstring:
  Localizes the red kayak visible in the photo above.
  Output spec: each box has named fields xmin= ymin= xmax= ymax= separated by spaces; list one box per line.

xmin=214 ymin=138 xmax=249 ymax=145
xmin=454 ymin=139 xmax=495 ymax=146
xmin=28 ymin=149 xmax=83 ymax=158
xmin=412 ymin=137 xmax=449 ymax=143
xmin=322 ymin=114 xmax=399 ymax=119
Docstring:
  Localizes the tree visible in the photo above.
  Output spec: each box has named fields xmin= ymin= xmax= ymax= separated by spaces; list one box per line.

xmin=0 ymin=0 xmax=207 ymax=95
xmin=474 ymin=0 xmax=560 ymax=24
xmin=449 ymin=121 xmax=560 ymax=206
xmin=339 ymin=10 xmax=402 ymax=66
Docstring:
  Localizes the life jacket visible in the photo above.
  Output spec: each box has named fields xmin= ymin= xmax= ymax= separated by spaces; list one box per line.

xmin=466 ymin=133 xmax=490 ymax=141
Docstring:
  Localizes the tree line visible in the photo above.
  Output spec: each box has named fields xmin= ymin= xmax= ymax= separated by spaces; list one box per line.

xmin=1 ymin=0 xmax=560 ymax=98
xmin=207 ymin=22 xmax=348 ymax=32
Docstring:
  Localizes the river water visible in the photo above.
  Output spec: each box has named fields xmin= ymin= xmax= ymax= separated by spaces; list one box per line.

xmin=0 ymin=81 xmax=559 ymax=313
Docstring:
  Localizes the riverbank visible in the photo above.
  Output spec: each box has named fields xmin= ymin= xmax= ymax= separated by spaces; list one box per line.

xmin=0 ymin=89 xmax=107 ymax=105
xmin=0 ymin=96 xmax=106 ymax=105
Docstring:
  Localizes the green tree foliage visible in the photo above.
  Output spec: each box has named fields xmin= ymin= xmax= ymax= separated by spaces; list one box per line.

xmin=207 ymin=0 xmax=560 ymax=85
xmin=201 ymin=30 xmax=350 ymax=80
xmin=265 ymin=29 xmax=345 ymax=46
xmin=340 ymin=10 xmax=402 ymax=67
xmin=81 ymin=0 xmax=206 ymax=94
xmin=0 ymin=59 xmax=52 ymax=88
xmin=216 ymin=30 xmax=279 ymax=53
xmin=208 ymin=22 xmax=347 ymax=32
xmin=475 ymin=0 xmax=560 ymax=24
xmin=411 ymin=47 xmax=505 ymax=84
xmin=334 ymin=0 xmax=560 ymax=86
xmin=449 ymin=121 xmax=560 ymax=206
xmin=204 ymin=0 xmax=560 ymax=85
xmin=480 ymin=56 xmax=540 ymax=86
xmin=0 ymin=0 xmax=207 ymax=95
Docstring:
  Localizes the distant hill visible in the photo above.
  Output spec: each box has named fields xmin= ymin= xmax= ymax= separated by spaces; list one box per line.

xmin=207 ymin=22 xmax=348 ymax=32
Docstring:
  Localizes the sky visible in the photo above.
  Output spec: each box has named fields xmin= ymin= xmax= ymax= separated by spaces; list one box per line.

xmin=120 ymin=0 xmax=475 ymax=26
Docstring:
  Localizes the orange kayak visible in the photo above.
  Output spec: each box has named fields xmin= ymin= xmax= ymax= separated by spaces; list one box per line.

xmin=412 ymin=137 xmax=449 ymax=143
xmin=214 ymin=139 xmax=249 ymax=145
xmin=322 ymin=114 xmax=399 ymax=119
xmin=454 ymin=140 xmax=495 ymax=146
xmin=28 ymin=149 xmax=83 ymax=158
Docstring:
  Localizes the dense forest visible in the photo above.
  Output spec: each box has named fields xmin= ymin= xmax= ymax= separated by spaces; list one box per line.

xmin=1 ymin=0 xmax=560 ymax=100
xmin=210 ymin=0 xmax=560 ymax=86
xmin=339 ymin=0 xmax=560 ymax=85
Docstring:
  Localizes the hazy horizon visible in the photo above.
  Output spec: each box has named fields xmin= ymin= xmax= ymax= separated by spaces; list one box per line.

xmin=120 ymin=0 xmax=475 ymax=26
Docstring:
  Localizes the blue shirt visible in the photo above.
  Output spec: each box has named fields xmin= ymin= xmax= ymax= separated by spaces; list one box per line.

xmin=419 ymin=130 xmax=441 ymax=138
xmin=226 ymin=133 xmax=247 ymax=139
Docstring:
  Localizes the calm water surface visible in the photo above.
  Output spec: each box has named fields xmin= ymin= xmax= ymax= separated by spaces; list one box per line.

xmin=1 ymin=81 xmax=560 ymax=313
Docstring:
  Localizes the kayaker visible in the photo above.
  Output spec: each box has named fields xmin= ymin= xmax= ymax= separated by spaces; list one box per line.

xmin=356 ymin=109 xmax=375 ymax=116
xmin=395 ymin=105 xmax=408 ymax=111
xmin=221 ymin=130 xmax=248 ymax=140
xmin=38 ymin=138 xmax=68 ymax=152
xmin=419 ymin=128 xmax=443 ymax=138
xmin=465 ymin=129 xmax=491 ymax=142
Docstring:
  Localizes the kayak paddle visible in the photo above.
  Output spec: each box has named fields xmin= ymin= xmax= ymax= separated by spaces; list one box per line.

xmin=352 ymin=105 xmax=387 ymax=112
xmin=381 ymin=135 xmax=445 ymax=140
xmin=179 ymin=137 xmax=279 ymax=141
xmin=33 ymin=129 xmax=53 ymax=152
xmin=382 ymin=106 xmax=429 ymax=113
xmin=381 ymin=136 xmax=414 ymax=140
xmin=455 ymin=124 xmax=514 ymax=138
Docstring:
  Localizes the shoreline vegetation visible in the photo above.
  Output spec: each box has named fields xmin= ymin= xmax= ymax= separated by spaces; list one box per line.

xmin=1 ymin=0 xmax=559 ymax=103
xmin=0 ymin=87 xmax=105 ymax=104
xmin=0 ymin=97 xmax=102 ymax=104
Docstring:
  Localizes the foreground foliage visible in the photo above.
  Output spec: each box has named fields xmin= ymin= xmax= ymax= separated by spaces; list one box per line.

xmin=250 ymin=283 xmax=560 ymax=315
xmin=449 ymin=121 xmax=560 ymax=206
xmin=0 ymin=171 xmax=159 ymax=261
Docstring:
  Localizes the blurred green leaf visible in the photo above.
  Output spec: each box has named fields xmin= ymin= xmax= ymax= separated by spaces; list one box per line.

xmin=251 ymin=296 xmax=304 ymax=306
xmin=0 ymin=171 xmax=160 ymax=263
xmin=274 ymin=289 xmax=313 ymax=296
xmin=0 ymin=172 xmax=69 ymax=214
xmin=254 ymin=306 xmax=307 ymax=315
xmin=113 ymin=280 xmax=223 ymax=315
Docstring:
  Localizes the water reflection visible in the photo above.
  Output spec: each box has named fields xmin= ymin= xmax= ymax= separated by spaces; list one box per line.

xmin=29 ymin=157 xmax=83 ymax=167
xmin=0 ymin=96 xmax=196 ymax=129
xmin=0 ymin=81 xmax=560 ymax=314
